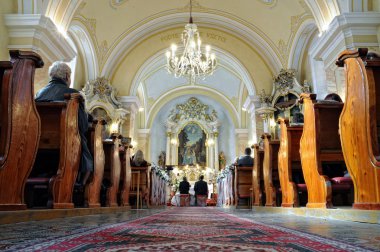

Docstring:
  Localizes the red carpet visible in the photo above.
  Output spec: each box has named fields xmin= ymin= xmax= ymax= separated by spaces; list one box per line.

xmin=23 ymin=208 xmax=369 ymax=251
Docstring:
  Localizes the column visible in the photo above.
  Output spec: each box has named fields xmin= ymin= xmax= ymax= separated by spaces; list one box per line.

xmin=166 ymin=132 xmax=171 ymax=165
xmin=214 ymin=132 xmax=219 ymax=171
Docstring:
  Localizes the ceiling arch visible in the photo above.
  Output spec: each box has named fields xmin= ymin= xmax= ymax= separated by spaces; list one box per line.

xmin=100 ymin=11 xmax=283 ymax=79
xmin=68 ymin=21 xmax=99 ymax=80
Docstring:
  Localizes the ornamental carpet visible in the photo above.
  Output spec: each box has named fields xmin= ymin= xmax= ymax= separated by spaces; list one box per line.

xmin=3 ymin=207 xmax=374 ymax=252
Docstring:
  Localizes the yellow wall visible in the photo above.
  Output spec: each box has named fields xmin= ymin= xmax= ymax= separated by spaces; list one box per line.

xmin=111 ymin=26 xmax=273 ymax=97
xmin=0 ymin=0 xmax=17 ymax=60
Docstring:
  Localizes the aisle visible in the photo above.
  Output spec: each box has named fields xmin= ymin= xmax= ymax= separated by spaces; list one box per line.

xmin=1 ymin=207 xmax=374 ymax=251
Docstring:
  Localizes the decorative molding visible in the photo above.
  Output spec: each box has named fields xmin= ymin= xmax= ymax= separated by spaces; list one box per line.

xmin=168 ymin=97 xmax=218 ymax=124
xmin=119 ymin=96 xmax=142 ymax=113
xmin=82 ymin=77 xmax=129 ymax=131
xmin=310 ymin=12 xmax=380 ymax=67
xmin=4 ymin=14 xmax=76 ymax=62
xmin=273 ymin=69 xmax=296 ymax=96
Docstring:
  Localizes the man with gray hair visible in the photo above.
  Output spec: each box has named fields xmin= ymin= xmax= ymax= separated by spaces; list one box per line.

xmin=35 ymin=61 xmax=93 ymax=187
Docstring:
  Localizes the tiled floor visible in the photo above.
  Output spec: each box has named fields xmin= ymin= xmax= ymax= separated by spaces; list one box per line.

xmin=0 ymin=208 xmax=379 ymax=251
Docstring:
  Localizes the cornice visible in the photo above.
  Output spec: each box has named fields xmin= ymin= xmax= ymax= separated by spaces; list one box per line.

xmin=310 ymin=12 xmax=380 ymax=67
xmin=4 ymin=14 xmax=76 ymax=62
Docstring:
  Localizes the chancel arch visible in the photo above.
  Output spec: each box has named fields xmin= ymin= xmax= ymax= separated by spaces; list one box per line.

xmin=150 ymin=95 xmax=236 ymax=172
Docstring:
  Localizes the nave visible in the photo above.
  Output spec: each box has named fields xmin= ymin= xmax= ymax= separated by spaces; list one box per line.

xmin=1 ymin=208 xmax=379 ymax=251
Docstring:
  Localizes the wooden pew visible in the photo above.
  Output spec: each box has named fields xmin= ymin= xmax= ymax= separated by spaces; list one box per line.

xmin=252 ymin=144 xmax=264 ymax=206
xmin=27 ymin=93 xmax=82 ymax=209
xmin=277 ymin=118 xmax=303 ymax=207
xmin=102 ymin=134 xmax=121 ymax=207
xmin=130 ymin=166 xmax=151 ymax=208
xmin=299 ymin=93 xmax=344 ymax=208
xmin=119 ymin=142 xmax=132 ymax=206
xmin=336 ymin=48 xmax=380 ymax=210
xmin=234 ymin=165 xmax=253 ymax=208
xmin=0 ymin=51 xmax=44 ymax=210
xmin=84 ymin=120 xmax=106 ymax=208
xmin=262 ymin=133 xmax=280 ymax=207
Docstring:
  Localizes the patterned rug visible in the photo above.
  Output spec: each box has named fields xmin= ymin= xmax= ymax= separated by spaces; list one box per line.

xmin=9 ymin=208 xmax=372 ymax=251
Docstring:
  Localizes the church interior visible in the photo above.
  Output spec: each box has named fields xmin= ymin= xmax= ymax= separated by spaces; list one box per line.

xmin=0 ymin=0 xmax=380 ymax=251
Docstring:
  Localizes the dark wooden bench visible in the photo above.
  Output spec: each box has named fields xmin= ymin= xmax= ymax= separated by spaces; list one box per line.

xmin=83 ymin=119 xmax=106 ymax=208
xmin=252 ymin=144 xmax=264 ymax=206
xmin=102 ymin=134 xmax=121 ymax=207
xmin=299 ymin=93 xmax=347 ymax=208
xmin=0 ymin=51 xmax=44 ymax=210
xmin=26 ymin=93 xmax=82 ymax=209
xmin=234 ymin=165 xmax=253 ymax=208
xmin=277 ymin=118 xmax=304 ymax=207
xmin=262 ymin=133 xmax=280 ymax=207
xmin=336 ymin=48 xmax=380 ymax=210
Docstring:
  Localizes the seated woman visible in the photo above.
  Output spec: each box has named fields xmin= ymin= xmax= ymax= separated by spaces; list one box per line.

xmin=131 ymin=150 xmax=151 ymax=167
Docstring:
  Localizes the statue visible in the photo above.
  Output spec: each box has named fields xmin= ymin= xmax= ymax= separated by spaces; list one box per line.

xmin=219 ymin=151 xmax=226 ymax=170
xmin=158 ymin=151 xmax=166 ymax=167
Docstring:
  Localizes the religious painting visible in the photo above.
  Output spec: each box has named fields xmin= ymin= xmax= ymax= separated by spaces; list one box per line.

xmin=178 ymin=123 xmax=206 ymax=166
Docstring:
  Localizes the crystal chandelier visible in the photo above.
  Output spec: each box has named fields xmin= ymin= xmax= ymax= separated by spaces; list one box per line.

xmin=166 ymin=0 xmax=217 ymax=80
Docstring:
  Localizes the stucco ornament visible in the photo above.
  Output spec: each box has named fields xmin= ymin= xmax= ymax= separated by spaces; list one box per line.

xmin=82 ymin=77 xmax=122 ymax=108
xmin=258 ymin=89 xmax=272 ymax=107
xmin=172 ymin=97 xmax=217 ymax=122
xmin=273 ymin=69 xmax=296 ymax=96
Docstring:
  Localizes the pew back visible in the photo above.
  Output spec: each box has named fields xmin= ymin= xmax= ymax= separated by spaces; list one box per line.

xmin=299 ymin=93 xmax=345 ymax=208
xmin=0 ymin=51 xmax=43 ymax=210
xmin=234 ymin=166 xmax=253 ymax=207
xmin=29 ymin=93 xmax=81 ymax=209
xmin=337 ymin=49 xmax=380 ymax=209
xmin=253 ymin=144 xmax=264 ymax=206
xmin=262 ymin=133 xmax=280 ymax=207
xmin=278 ymin=118 xmax=303 ymax=207
xmin=103 ymin=135 xmax=121 ymax=207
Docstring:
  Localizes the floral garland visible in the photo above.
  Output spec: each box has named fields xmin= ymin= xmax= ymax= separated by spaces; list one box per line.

xmin=151 ymin=164 xmax=171 ymax=184
xmin=216 ymin=164 xmax=235 ymax=183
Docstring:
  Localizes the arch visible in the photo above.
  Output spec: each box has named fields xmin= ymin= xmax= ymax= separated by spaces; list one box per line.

xmin=130 ymin=47 xmax=257 ymax=97
xmin=101 ymin=12 xmax=283 ymax=78
xmin=146 ymin=87 xmax=240 ymax=129
xmin=288 ymin=19 xmax=318 ymax=79
xmin=303 ymin=0 xmax=340 ymax=32
xmin=68 ymin=22 xmax=99 ymax=81
xmin=44 ymin=0 xmax=84 ymax=31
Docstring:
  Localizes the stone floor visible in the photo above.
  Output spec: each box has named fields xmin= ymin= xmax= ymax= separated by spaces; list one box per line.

xmin=0 ymin=207 xmax=379 ymax=251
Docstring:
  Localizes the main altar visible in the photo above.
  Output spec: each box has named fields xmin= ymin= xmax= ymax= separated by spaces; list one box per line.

xmin=164 ymin=97 xmax=221 ymax=184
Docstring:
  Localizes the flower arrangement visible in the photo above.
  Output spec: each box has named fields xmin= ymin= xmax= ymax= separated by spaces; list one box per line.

xmin=216 ymin=163 xmax=235 ymax=183
xmin=151 ymin=164 xmax=171 ymax=184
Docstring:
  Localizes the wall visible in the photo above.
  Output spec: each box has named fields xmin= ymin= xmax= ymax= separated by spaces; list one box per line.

xmin=0 ymin=1 xmax=17 ymax=60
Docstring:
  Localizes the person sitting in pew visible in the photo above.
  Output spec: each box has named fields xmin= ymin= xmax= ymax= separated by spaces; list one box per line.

xmin=130 ymin=149 xmax=151 ymax=167
xmin=234 ymin=147 xmax=254 ymax=166
xmin=35 ymin=61 xmax=93 ymax=187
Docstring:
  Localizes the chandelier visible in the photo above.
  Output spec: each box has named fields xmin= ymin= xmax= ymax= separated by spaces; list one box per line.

xmin=165 ymin=0 xmax=217 ymax=80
